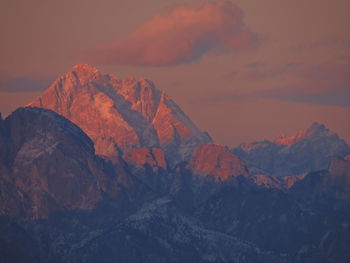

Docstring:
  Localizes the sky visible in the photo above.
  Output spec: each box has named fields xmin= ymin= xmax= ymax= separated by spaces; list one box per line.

xmin=0 ymin=0 xmax=349 ymax=147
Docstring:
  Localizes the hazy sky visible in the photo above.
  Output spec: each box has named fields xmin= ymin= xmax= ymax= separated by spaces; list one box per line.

xmin=0 ymin=0 xmax=349 ymax=146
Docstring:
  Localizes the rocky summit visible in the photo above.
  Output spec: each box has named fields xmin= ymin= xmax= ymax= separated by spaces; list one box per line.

xmin=29 ymin=64 xmax=211 ymax=165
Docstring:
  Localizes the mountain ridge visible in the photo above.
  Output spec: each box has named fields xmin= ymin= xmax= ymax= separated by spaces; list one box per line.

xmin=232 ymin=122 xmax=350 ymax=177
xmin=28 ymin=64 xmax=212 ymax=165
xmin=1 ymin=65 xmax=350 ymax=262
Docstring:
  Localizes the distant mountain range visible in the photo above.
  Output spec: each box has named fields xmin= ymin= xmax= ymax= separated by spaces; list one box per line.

xmin=0 ymin=65 xmax=349 ymax=263
xmin=232 ymin=122 xmax=350 ymax=177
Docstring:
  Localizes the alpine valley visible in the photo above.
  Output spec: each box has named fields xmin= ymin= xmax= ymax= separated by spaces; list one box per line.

xmin=0 ymin=65 xmax=349 ymax=263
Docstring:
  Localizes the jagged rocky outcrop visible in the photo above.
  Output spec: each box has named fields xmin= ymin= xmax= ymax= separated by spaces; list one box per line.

xmin=29 ymin=64 xmax=211 ymax=165
xmin=188 ymin=143 xmax=249 ymax=180
xmin=232 ymin=122 xmax=350 ymax=177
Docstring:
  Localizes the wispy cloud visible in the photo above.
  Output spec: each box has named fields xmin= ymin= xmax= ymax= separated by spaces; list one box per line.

xmin=219 ymin=61 xmax=350 ymax=106
xmin=289 ymin=37 xmax=350 ymax=53
xmin=243 ymin=62 xmax=303 ymax=80
xmin=241 ymin=62 xmax=350 ymax=106
xmin=86 ymin=0 xmax=258 ymax=66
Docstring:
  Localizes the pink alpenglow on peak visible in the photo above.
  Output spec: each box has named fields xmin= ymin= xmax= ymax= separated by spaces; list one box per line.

xmin=274 ymin=122 xmax=332 ymax=146
xmin=232 ymin=122 xmax=350 ymax=177
xmin=29 ymin=64 xmax=212 ymax=164
xmin=188 ymin=143 xmax=249 ymax=180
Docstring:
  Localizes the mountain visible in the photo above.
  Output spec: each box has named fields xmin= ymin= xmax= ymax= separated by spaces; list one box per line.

xmin=0 ymin=108 xmax=287 ymax=263
xmin=232 ymin=122 xmax=350 ymax=177
xmin=1 ymin=65 xmax=350 ymax=262
xmin=1 ymin=107 xmax=350 ymax=262
xmin=28 ymin=64 xmax=211 ymax=165
xmin=0 ymin=107 xmax=132 ymax=219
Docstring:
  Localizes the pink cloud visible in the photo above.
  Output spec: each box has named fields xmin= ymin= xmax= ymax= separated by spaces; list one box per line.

xmin=87 ymin=0 xmax=258 ymax=66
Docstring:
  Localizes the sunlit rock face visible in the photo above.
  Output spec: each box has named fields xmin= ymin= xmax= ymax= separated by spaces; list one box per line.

xmin=232 ymin=122 xmax=350 ymax=177
xmin=187 ymin=143 xmax=249 ymax=180
xmin=273 ymin=122 xmax=332 ymax=146
xmin=29 ymin=64 xmax=211 ymax=165
xmin=186 ymin=143 xmax=308 ymax=189
xmin=0 ymin=107 xmax=131 ymax=219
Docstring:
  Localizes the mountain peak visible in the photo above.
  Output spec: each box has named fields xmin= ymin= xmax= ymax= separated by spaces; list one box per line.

xmin=232 ymin=122 xmax=349 ymax=177
xmin=71 ymin=63 xmax=100 ymax=73
xmin=67 ymin=64 xmax=103 ymax=85
xmin=308 ymin=122 xmax=328 ymax=134
xmin=29 ymin=65 xmax=211 ymax=164
xmin=274 ymin=122 xmax=332 ymax=146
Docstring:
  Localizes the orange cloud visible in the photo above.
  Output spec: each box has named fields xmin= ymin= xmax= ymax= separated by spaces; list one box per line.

xmin=87 ymin=0 xmax=258 ymax=66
